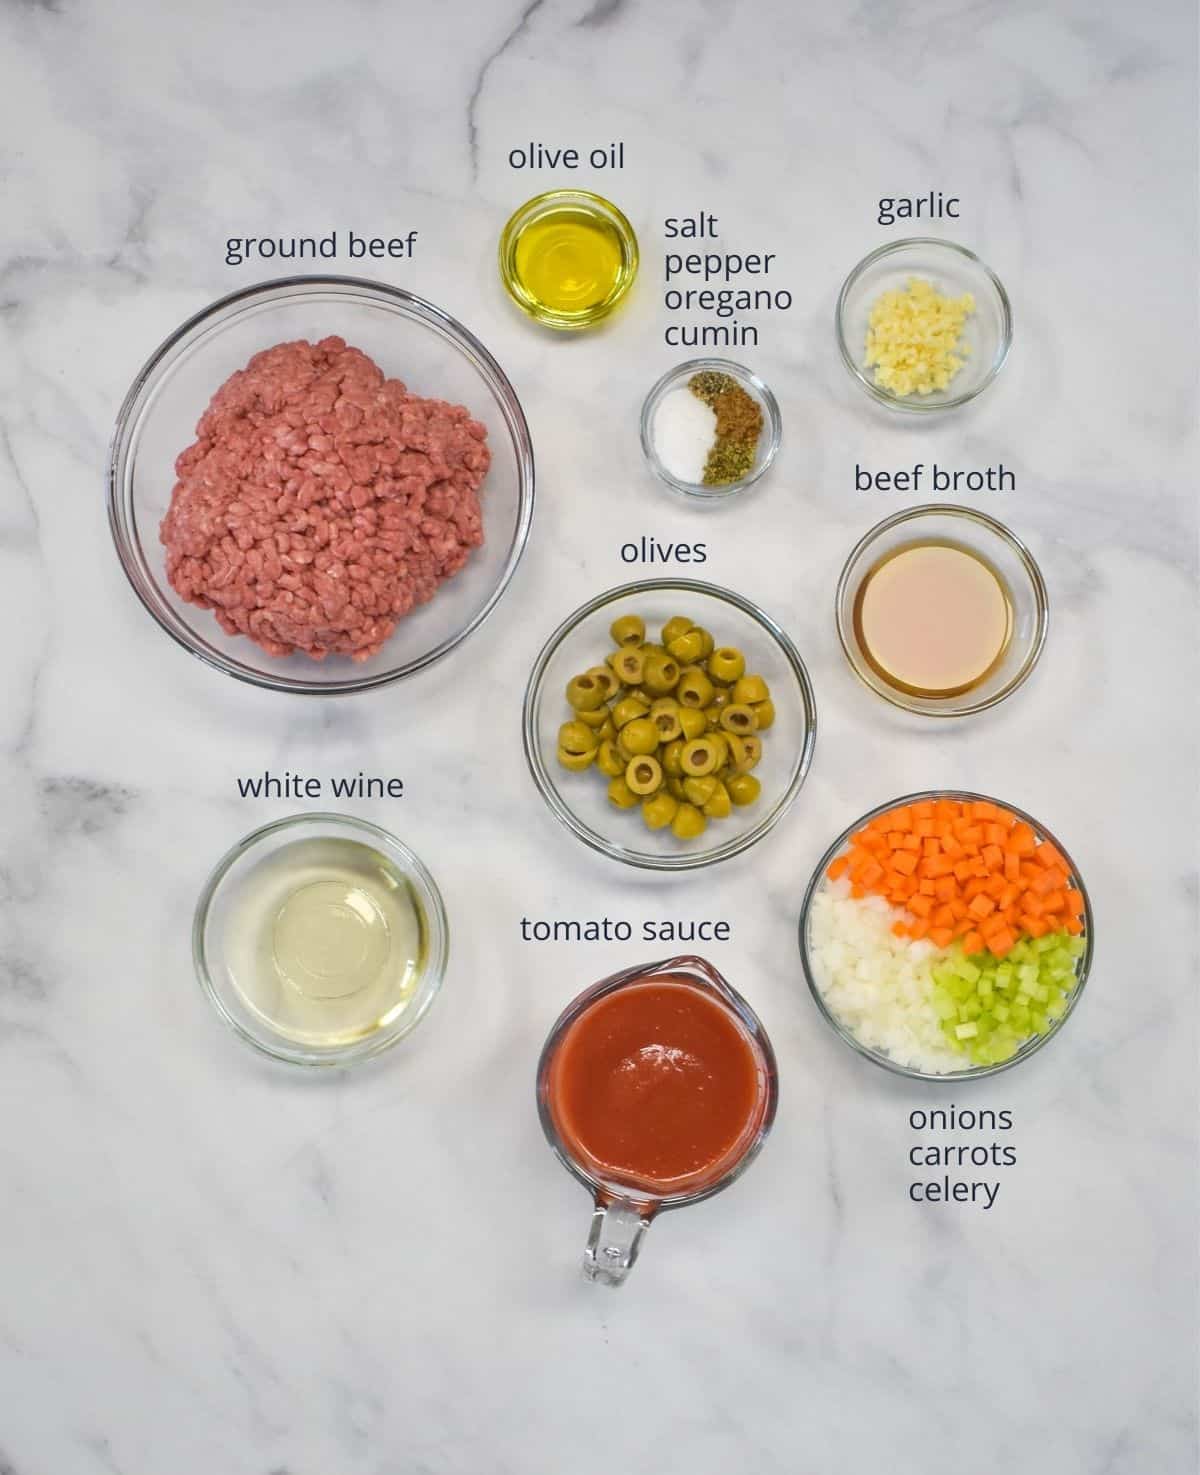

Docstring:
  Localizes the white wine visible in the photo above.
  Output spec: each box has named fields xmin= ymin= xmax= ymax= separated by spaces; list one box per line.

xmin=221 ymin=835 xmax=426 ymax=1048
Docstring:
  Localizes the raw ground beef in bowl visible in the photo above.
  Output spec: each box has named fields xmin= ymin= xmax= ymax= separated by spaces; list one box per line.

xmin=160 ymin=336 xmax=490 ymax=662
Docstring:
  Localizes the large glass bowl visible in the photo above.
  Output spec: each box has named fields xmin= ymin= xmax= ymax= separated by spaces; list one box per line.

xmin=194 ymin=813 xmax=449 ymax=1067
xmin=835 ymin=504 xmax=1049 ymax=718
xmin=798 ymin=791 xmax=1094 ymax=1082
xmin=108 ymin=276 xmax=534 ymax=695
xmin=522 ymin=579 xmax=818 ymax=871
xmin=836 ymin=238 xmax=1012 ymax=412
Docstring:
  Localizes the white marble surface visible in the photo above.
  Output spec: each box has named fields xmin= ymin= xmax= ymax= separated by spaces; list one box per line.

xmin=0 ymin=1 xmax=1196 ymax=1471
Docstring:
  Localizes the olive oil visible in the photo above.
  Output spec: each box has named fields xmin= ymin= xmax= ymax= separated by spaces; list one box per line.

xmin=500 ymin=190 xmax=638 ymax=329
xmin=854 ymin=540 xmax=1013 ymax=698
xmin=223 ymin=835 xmax=425 ymax=1048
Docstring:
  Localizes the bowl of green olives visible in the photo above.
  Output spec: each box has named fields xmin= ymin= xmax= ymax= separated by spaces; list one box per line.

xmin=522 ymin=578 xmax=818 ymax=870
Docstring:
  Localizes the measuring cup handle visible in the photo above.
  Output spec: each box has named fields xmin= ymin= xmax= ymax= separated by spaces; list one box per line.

xmin=584 ymin=1199 xmax=652 ymax=1286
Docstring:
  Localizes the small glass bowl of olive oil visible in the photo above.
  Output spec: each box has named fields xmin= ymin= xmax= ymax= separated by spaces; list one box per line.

xmin=194 ymin=813 xmax=449 ymax=1067
xmin=499 ymin=189 xmax=639 ymax=330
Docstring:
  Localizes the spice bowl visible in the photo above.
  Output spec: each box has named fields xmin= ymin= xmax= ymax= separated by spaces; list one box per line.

xmin=836 ymin=239 xmax=1012 ymax=412
xmin=798 ymin=791 xmax=1094 ymax=1082
xmin=522 ymin=578 xmax=817 ymax=872
xmin=836 ymin=504 xmax=1048 ymax=718
xmin=640 ymin=358 xmax=781 ymax=502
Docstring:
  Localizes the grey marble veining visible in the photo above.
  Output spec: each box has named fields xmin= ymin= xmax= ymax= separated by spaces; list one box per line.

xmin=0 ymin=1 xmax=1196 ymax=1472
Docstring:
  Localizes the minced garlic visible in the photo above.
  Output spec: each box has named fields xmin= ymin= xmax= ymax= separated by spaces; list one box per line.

xmin=864 ymin=276 xmax=975 ymax=397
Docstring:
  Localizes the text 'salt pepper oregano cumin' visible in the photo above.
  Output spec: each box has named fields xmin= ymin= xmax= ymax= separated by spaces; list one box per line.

xmin=687 ymin=371 xmax=764 ymax=486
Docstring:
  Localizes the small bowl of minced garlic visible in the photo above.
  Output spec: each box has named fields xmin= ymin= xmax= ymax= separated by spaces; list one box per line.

xmin=640 ymin=358 xmax=782 ymax=502
xmin=836 ymin=239 xmax=1012 ymax=413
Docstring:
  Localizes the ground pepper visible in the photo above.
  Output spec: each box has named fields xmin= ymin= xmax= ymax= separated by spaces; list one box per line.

xmin=688 ymin=371 xmax=763 ymax=487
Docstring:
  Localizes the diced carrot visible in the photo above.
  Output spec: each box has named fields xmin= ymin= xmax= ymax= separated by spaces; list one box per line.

xmin=934 ymin=876 xmax=956 ymax=902
xmin=941 ymin=832 xmax=965 ymax=859
xmin=953 ymin=859 xmax=974 ymax=883
xmin=968 ymin=892 xmax=996 ymax=919
xmin=901 ymin=833 xmax=921 ymax=852
xmin=1065 ymin=889 xmax=1085 ymax=916
xmin=1031 ymin=865 xmax=1068 ymax=896
xmin=1020 ymin=913 xmax=1048 ymax=938
xmin=981 ymin=843 xmax=1004 ymax=870
xmin=986 ymin=928 xmax=1015 ymax=957
xmin=909 ymin=918 xmax=930 ymax=940
xmin=1065 ymin=916 xmax=1084 ymax=936
xmin=918 ymin=878 xmax=937 ymax=897
xmin=962 ymin=930 xmax=985 ymax=955
xmin=828 ymin=855 xmax=849 ymax=880
xmin=1007 ymin=822 xmax=1036 ymax=855
xmin=932 ymin=904 xmax=956 ymax=928
xmin=971 ymin=800 xmax=998 ymax=821
xmin=850 ymin=883 xmax=866 ymax=899
xmin=984 ymin=823 xmax=1007 ymax=846
xmin=860 ymin=859 xmax=885 ymax=887
xmin=891 ymin=920 xmax=907 ymax=937
xmin=922 ymin=837 xmax=940 ymax=859
xmin=1037 ymin=842 xmax=1067 ymax=871
xmin=1004 ymin=851 xmax=1020 ymax=883
xmin=891 ymin=850 xmax=918 ymax=876
xmin=914 ymin=818 xmax=935 ymax=839
xmin=929 ymin=927 xmax=954 ymax=948
xmin=1042 ymin=890 xmax=1067 ymax=915
xmin=913 ymin=800 xmax=935 ymax=819
xmin=963 ymin=877 xmax=988 ymax=902
xmin=909 ymin=894 xmax=934 ymax=918
xmin=886 ymin=830 xmax=905 ymax=850
xmin=998 ymin=883 xmax=1019 ymax=909
xmin=979 ymin=912 xmax=1007 ymax=940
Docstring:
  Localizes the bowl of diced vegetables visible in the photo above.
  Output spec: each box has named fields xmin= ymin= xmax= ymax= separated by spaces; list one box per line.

xmin=798 ymin=791 xmax=1093 ymax=1080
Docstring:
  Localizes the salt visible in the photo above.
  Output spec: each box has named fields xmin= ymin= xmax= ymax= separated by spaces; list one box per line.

xmin=652 ymin=386 xmax=717 ymax=485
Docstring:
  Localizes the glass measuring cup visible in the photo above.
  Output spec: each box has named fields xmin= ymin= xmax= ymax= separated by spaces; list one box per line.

xmin=536 ymin=955 xmax=778 ymax=1286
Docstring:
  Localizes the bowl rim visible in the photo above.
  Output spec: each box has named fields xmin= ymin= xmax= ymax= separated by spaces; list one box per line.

xmin=797 ymin=789 xmax=1095 ymax=1082
xmin=834 ymin=502 xmax=1050 ymax=717
xmin=192 ymin=810 xmax=450 ymax=1067
xmin=522 ymin=577 xmax=818 ymax=871
xmin=639 ymin=356 xmax=782 ymax=502
xmin=835 ymin=237 xmax=1013 ymax=413
xmin=107 ymin=273 xmax=536 ymax=696
xmin=498 ymin=188 xmax=639 ymax=330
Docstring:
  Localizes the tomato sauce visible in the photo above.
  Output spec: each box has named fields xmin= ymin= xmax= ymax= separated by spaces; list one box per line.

xmin=547 ymin=978 xmax=767 ymax=1195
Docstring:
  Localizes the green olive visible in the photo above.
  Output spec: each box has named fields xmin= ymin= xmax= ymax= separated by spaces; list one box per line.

xmin=724 ymin=735 xmax=751 ymax=773
xmin=649 ymin=699 xmax=683 ymax=743
xmin=595 ymin=739 xmax=625 ymax=777
xmin=719 ymin=703 xmax=758 ymax=736
xmin=661 ymin=738 xmax=685 ymax=776
xmin=752 ymin=697 xmax=775 ymax=731
xmin=610 ymin=614 xmax=645 ymax=648
xmin=612 ymin=695 xmax=649 ymax=729
xmin=666 ymin=630 xmax=705 ymax=664
xmin=738 ymin=735 xmax=763 ymax=771
xmin=575 ymin=704 xmax=611 ymax=729
xmin=680 ymin=736 xmax=720 ymax=777
xmin=607 ymin=776 xmax=639 ymax=809
xmin=625 ymin=755 xmax=663 ymax=796
xmin=587 ymin=665 xmax=621 ymax=701
xmin=706 ymin=731 xmax=731 ymax=765
xmin=732 ymin=674 xmax=769 ymax=705
xmin=597 ymin=716 xmax=617 ymax=743
xmin=661 ymin=616 xmax=694 ymax=647
xmin=666 ymin=775 xmax=687 ymax=801
xmin=692 ymin=626 xmax=715 ymax=659
xmin=727 ymin=772 xmax=761 ymax=807
xmin=557 ymin=746 xmax=594 ymax=772
xmin=621 ymin=717 xmax=659 ymax=756
xmin=558 ymin=720 xmax=597 ymax=756
xmin=671 ymin=803 xmax=707 ymax=841
xmin=682 ymin=776 xmax=717 ymax=806
xmin=707 ymin=647 xmax=746 ymax=685
xmin=678 ymin=706 xmax=707 ymax=740
xmin=609 ymin=648 xmax=646 ymax=686
xmin=641 ymin=791 xmax=679 ymax=831
xmin=676 ymin=668 xmax=715 ymax=708
xmin=703 ymin=780 xmax=732 ymax=819
xmin=566 ymin=672 xmax=607 ymax=711
xmin=642 ymin=651 xmax=680 ymax=694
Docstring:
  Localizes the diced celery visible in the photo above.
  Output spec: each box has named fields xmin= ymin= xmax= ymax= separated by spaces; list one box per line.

xmin=955 ymin=1022 xmax=978 ymax=1040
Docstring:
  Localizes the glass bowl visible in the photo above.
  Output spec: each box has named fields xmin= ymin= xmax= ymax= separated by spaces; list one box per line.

xmin=836 ymin=238 xmax=1012 ymax=412
xmin=835 ymin=503 xmax=1048 ymax=717
xmin=498 ymin=189 xmax=639 ymax=330
xmin=798 ymin=791 xmax=1094 ymax=1082
xmin=522 ymin=578 xmax=817 ymax=871
xmin=640 ymin=358 xmax=782 ymax=503
xmin=108 ymin=276 xmax=535 ymax=695
xmin=194 ymin=813 xmax=449 ymax=1067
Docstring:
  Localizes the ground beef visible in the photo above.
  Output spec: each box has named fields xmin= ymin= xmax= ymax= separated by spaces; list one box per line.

xmin=160 ymin=336 xmax=489 ymax=661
